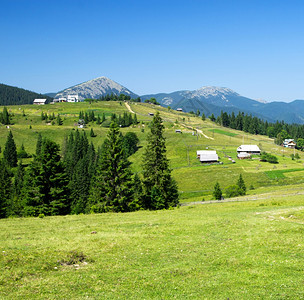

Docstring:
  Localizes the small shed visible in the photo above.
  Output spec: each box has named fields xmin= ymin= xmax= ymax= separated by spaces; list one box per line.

xmin=148 ymin=113 xmax=154 ymax=116
xmin=33 ymin=99 xmax=47 ymax=105
xmin=196 ymin=150 xmax=219 ymax=163
xmin=237 ymin=145 xmax=260 ymax=155
xmin=176 ymin=108 xmax=183 ymax=112
xmin=175 ymin=129 xmax=182 ymax=133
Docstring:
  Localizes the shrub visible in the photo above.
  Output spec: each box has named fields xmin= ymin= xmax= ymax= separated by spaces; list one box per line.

xmin=225 ymin=185 xmax=242 ymax=198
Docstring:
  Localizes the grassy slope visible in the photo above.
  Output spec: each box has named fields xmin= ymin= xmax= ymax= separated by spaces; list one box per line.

xmin=1 ymin=102 xmax=304 ymax=298
xmin=1 ymin=101 xmax=304 ymax=201
xmin=1 ymin=196 xmax=304 ymax=299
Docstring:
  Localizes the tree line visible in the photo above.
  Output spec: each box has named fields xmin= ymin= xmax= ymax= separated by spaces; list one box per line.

xmin=84 ymin=93 xmax=141 ymax=103
xmin=208 ymin=110 xmax=304 ymax=149
xmin=0 ymin=112 xmax=179 ymax=218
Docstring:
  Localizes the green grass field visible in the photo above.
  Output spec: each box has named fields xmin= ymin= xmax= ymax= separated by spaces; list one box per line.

xmin=1 ymin=101 xmax=304 ymax=298
xmin=1 ymin=194 xmax=304 ymax=299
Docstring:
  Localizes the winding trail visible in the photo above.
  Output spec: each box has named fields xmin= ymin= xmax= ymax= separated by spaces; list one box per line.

xmin=125 ymin=102 xmax=135 ymax=114
xmin=180 ymin=123 xmax=214 ymax=140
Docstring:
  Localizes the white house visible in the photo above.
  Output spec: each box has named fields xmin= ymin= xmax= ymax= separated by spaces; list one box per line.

xmin=237 ymin=145 xmax=260 ymax=155
xmin=196 ymin=150 xmax=219 ymax=163
xmin=67 ymin=95 xmax=79 ymax=102
xmin=283 ymin=139 xmax=296 ymax=149
xmin=33 ymin=99 xmax=47 ymax=105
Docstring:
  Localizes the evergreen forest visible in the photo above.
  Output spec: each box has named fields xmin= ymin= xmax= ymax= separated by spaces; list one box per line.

xmin=0 ymin=84 xmax=53 ymax=106
xmin=0 ymin=112 xmax=179 ymax=218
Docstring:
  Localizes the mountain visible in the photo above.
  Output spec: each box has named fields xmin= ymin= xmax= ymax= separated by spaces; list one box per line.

xmin=141 ymin=86 xmax=304 ymax=124
xmin=0 ymin=84 xmax=53 ymax=106
xmin=44 ymin=92 xmax=57 ymax=98
xmin=54 ymin=76 xmax=138 ymax=100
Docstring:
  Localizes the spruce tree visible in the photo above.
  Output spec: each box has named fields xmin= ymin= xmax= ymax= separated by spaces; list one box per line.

xmin=36 ymin=133 xmax=43 ymax=156
xmin=22 ymin=138 xmax=70 ymax=216
xmin=237 ymin=174 xmax=246 ymax=196
xmin=141 ymin=112 xmax=179 ymax=209
xmin=3 ymin=131 xmax=17 ymax=167
xmin=213 ymin=182 xmax=222 ymax=200
xmin=88 ymin=122 xmax=134 ymax=213
xmin=0 ymin=159 xmax=11 ymax=218
xmin=2 ymin=107 xmax=10 ymax=125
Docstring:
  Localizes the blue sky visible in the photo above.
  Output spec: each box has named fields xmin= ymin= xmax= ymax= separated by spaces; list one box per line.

xmin=1 ymin=0 xmax=304 ymax=102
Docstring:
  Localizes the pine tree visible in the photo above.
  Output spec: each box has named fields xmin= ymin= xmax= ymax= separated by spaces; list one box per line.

xmin=88 ymin=122 xmax=134 ymax=213
xmin=3 ymin=131 xmax=17 ymax=167
xmin=56 ymin=114 xmax=63 ymax=125
xmin=2 ymin=107 xmax=10 ymax=125
xmin=133 ymin=114 xmax=138 ymax=125
xmin=90 ymin=128 xmax=96 ymax=137
xmin=141 ymin=112 xmax=179 ymax=209
xmin=36 ymin=133 xmax=43 ymax=156
xmin=213 ymin=182 xmax=222 ymax=200
xmin=7 ymin=161 xmax=24 ymax=217
xmin=202 ymin=113 xmax=206 ymax=121
xmin=22 ymin=138 xmax=70 ymax=216
xmin=101 ymin=113 xmax=106 ymax=123
xmin=237 ymin=174 xmax=246 ymax=196
xmin=0 ymin=159 xmax=11 ymax=218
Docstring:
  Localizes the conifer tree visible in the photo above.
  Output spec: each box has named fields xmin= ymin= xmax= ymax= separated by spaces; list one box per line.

xmin=101 ymin=113 xmax=106 ymax=123
xmin=213 ymin=182 xmax=222 ymax=200
xmin=56 ymin=114 xmax=63 ymax=125
xmin=237 ymin=174 xmax=246 ymax=196
xmin=22 ymin=138 xmax=70 ymax=216
xmin=7 ymin=161 xmax=24 ymax=217
xmin=3 ymin=131 xmax=17 ymax=167
xmin=0 ymin=159 xmax=11 ymax=218
xmin=90 ymin=128 xmax=96 ymax=137
xmin=2 ymin=107 xmax=10 ymax=125
xmin=141 ymin=112 xmax=179 ymax=209
xmin=88 ymin=122 xmax=134 ymax=212
xmin=36 ymin=133 xmax=43 ymax=156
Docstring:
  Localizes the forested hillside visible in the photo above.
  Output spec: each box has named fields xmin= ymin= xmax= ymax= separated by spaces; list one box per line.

xmin=0 ymin=84 xmax=53 ymax=105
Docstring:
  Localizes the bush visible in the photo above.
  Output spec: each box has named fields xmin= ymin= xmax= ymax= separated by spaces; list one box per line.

xmin=260 ymin=151 xmax=278 ymax=164
xmin=225 ymin=185 xmax=242 ymax=198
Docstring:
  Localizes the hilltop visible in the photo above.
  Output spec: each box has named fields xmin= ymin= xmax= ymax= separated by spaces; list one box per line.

xmin=54 ymin=76 xmax=138 ymax=100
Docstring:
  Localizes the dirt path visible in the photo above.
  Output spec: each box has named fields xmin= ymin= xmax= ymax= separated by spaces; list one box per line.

xmin=180 ymin=123 xmax=214 ymax=140
xmin=125 ymin=102 xmax=135 ymax=114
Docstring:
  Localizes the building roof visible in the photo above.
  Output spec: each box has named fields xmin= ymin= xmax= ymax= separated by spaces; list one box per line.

xmin=199 ymin=153 xmax=219 ymax=162
xmin=237 ymin=145 xmax=260 ymax=152
xmin=33 ymin=98 xmax=47 ymax=103
xmin=197 ymin=150 xmax=218 ymax=162
xmin=284 ymin=139 xmax=296 ymax=144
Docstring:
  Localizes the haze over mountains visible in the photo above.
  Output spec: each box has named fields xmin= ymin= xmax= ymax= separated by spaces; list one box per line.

xmin=1 ymin=76 xmax=304 ymax=124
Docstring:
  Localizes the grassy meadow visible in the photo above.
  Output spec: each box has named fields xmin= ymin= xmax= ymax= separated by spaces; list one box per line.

xmin=1 ymin=101 xmax=304 ymax=298
xmin=1 ymin=194 xmax=304 ymax=299
xmin=2 ymin=101 xmax=304 ymax=201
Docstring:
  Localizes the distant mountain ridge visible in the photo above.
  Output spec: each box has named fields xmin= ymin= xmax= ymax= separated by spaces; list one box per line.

xmin=141 ymin=86 xmax=304 ymax=124
xmin=55 ymin=76 xmax=138 ymax=100
xmin=0 ymin=84 xmax=53 ymax=106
